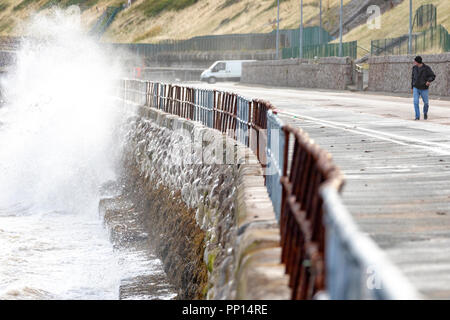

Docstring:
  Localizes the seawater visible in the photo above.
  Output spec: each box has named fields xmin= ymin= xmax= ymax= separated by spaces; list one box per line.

xmin=0 ymin=8 xmax=174 ymax=300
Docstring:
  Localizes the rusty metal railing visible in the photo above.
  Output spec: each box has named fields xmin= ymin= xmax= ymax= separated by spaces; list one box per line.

xmin=123 ymin=79 xmax=272 ymax=167
xmin=118 ymin=79 xmax=420 ymax=300
xmin=279 ymin=125 xmax=344 ymax=299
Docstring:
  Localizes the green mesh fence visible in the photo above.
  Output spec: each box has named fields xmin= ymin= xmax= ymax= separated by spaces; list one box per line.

xmin=109 ymin=33 xmax=286 ymax=56
xmin=371 ymin=4 xmax=449 ymax=56
xmin=277 ymin=26 xmax=332 ymax=48
xmin=413 ymin=4 xmax=437 ymax=31
xmin=282 ymin=41 xmax=357 ymax=59
xmin=90 ymin=6 xmax=122 ymax=37
xmin=371 ymin=25 xmax=450 ymax=56
xmin=106 ymin=27 xmax=330 ymax=57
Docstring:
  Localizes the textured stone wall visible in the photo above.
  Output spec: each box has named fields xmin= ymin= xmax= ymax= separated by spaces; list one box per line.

xmin=135 ymin=51 xmax=275 ymax=82
xmin=146 ymin=51 xmax=276 ymax=69
xmin=119 ymin=106 xmax=290 ymax=300
xmin=368 ymin=53 xmax=450 ymax=96
xmin=143 ymin=68 xmax=203 ymax=82
xmin=241 ymin=57 xmax=354 ymax=90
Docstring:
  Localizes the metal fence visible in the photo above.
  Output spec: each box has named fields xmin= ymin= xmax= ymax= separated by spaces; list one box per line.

xmin=371 ymin=24 xmax=450 ymax=56
xmin=266 ymin=110 xmax=284 ymax=221
xmin=321 ymin=185 xmax=420 ymax=300
xmin=118 ymin=78 xmax=420 ymax=300
xmin=107 ymin=27 xmax=331 ymax=58
xmin=282 ymin=41 xmax=358 ymax=59
xmin=413 ymin=4 xmax=437 ymax=31
xmin=89 ymin=6 xmax=122 ymax=38
xmin=110 ymin=33 xmax=287 ymax=58
xmin=278 ymin=125 xmax=341 ymax=299
xmin=120 ymin=79 xmax=271 ymax=163
xmin=279 ymin=27 xmax=332 ymax=48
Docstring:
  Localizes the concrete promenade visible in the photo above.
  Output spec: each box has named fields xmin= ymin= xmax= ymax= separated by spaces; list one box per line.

xmin=185 ymin=82 xmax=450 ymax=299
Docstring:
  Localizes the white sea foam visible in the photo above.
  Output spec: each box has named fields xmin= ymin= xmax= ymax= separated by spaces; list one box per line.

xmin=0 ymin=8 xmax=167 ymax=300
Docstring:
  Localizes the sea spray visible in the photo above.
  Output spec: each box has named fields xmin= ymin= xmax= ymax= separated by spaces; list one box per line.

xmin=0 ymin=8 xmax=127 ymax=299
xmin=0 ymin=8 xmax=124 ymax=213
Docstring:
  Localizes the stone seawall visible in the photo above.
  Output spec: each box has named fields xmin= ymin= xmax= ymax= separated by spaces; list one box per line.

xmin=368 ymin=53 xmax=450 ymax=96
xmin=241 ymin=57 xmax=354 ymax=90
xmin=145 ymin=51 xmax=276 ymax=69
xmin=138 ymin=51 xmax=275 ymax=82
xmin=102 ymin=106 xmax=290 ymax=299
xmin=142 ymin=68 xmax=203 ymax=82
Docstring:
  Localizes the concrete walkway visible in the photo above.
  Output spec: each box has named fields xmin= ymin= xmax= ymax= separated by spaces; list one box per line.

xmin=185 ymin=81 xmax=450 ymax=299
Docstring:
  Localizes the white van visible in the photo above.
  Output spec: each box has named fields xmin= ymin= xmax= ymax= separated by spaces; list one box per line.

xmin=200 ymin=60 xmax=256 ymax=84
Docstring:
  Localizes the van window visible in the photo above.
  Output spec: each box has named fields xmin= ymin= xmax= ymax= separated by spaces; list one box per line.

xmin=212 ymin=62 xmax=226 ymax=72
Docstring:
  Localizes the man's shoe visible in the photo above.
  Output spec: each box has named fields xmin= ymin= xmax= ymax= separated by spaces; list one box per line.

xmin=415 ymin=118 xmax=420 ymax=120
xmin=424 ymin=113 xmax=428 ymax=120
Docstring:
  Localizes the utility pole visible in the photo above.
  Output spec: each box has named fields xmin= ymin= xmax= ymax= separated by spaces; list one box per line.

xmin=319 ymin=0 xmax=322 ymax=44
xmin=409 ymin=0 xmax=413 ymax=54
xmin=299 ymin=0 xmax=303 ymax=58
xmin=276 ymin=0 xmax=280 ymax=59
xmin=339 ymin=0 xmax=343 ymax=57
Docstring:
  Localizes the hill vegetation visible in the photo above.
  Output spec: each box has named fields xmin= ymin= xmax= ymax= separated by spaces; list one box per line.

xmin=0 ymin=0 xmax=449 ymax=58
xmin=339 ymin=0 xmax=450 ymax=57
xmin=0 ymin=0 xmax=353 ymax=42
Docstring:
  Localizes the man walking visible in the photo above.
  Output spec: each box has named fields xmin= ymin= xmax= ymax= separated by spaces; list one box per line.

xmin=411 ymin=56 xmax=436 ymax=120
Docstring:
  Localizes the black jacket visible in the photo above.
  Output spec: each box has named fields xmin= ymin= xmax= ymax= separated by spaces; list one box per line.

xmin=412 ymin=64 xmax=436 ymax=90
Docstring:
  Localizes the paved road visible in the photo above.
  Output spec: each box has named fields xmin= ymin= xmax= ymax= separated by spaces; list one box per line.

xmin=184 ymin=81 xmax=450 ymax=299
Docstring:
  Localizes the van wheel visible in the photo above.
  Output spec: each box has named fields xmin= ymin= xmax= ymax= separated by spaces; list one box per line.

xmin=208 ymin=77 xmax=216 ymax=84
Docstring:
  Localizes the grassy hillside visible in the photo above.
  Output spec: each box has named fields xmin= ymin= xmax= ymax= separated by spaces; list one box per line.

xmin=338 ymin=0 xmax=450 ymax=58
xmin=0 ymin=0 xmax=124 ymax=35
xmin=0 ymin=0 xmax=353 ymax=42
xmin=1 ymin=0 xmax=449 ymax=58
xmin=105 ymin=0 xmax=353 ymax=43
